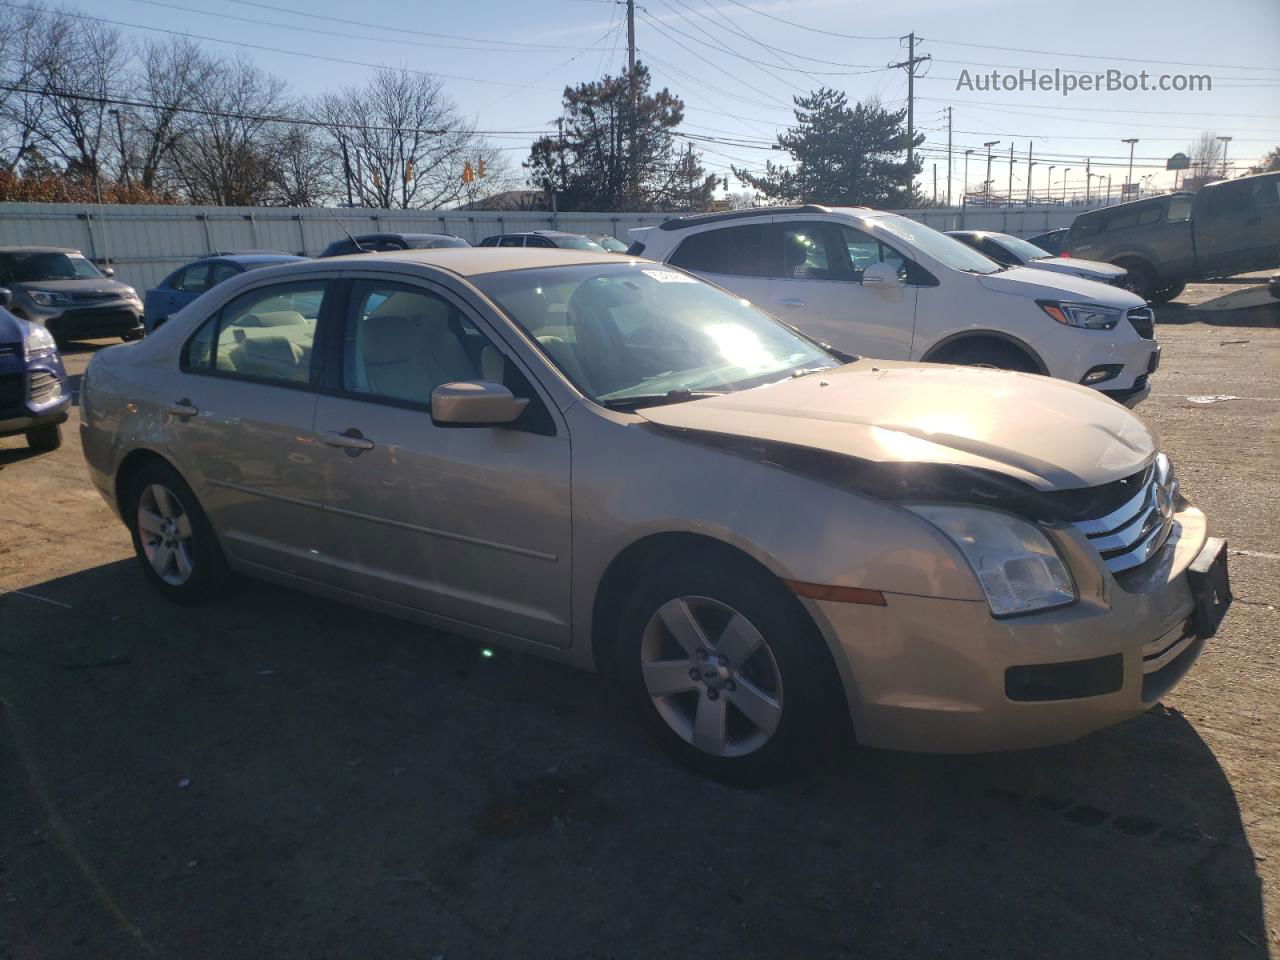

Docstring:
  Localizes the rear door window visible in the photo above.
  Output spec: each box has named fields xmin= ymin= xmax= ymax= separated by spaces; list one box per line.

xmin=498 ymin=236 xmax=524 ymax=247
xmin=668 ymin=224 xmax=779 ymax=277
xmin=174 ymin=263 xmax=212 ymax=293
xmin=1204 ymin=181 xmax=1253 ymax=219
xmin=184 ymin=281 xmax=326 ymax=387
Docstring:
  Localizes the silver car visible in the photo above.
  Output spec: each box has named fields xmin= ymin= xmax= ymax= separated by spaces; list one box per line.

xmin=79 ymin=249 xmax=1230 ymax=782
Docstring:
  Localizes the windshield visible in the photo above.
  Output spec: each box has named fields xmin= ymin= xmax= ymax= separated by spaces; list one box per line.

xmin=595 ymin=236 xmax=629 ymax=252
xmin=474 ymin=262 xmax=840 ymax=405
xmin=990 ymin=233 xmax=1053 ymax=262
xmin=0 ymin=251 xmax=103 ymax=283
xmin=874 ymin=215 xmax=1003 ymax=274
xmin=552 ymin=235 xmax=607 ymax=251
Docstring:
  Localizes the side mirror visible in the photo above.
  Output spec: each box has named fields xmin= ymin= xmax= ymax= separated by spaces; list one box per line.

xmin=102 ymin=266 xmax=115 ymax=278
xmin=862 ymin=262 xmax=902 ymax=287
xmin=431 ymin=381 xmax=529 ymax=426
xmin=0 ymin=288 xmax=11 ymax=310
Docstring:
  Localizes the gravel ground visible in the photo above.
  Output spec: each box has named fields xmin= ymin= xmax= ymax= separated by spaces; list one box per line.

xmin=1 ymin=280 xmax=1277 ymax=960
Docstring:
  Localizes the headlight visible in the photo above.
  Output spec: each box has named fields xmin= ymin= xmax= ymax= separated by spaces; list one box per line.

xmin=1037 ymin=300 xmax=1124 ymax=330
xmin=30 ymin=290 xmax=72 ymax=306
xmin=122 ymin=287 xmax=141 ymax=302
xmin=23 ymin=323 xmax=57 ymax=360
xmin=906 ymin=505 xmax=1077 ymax=617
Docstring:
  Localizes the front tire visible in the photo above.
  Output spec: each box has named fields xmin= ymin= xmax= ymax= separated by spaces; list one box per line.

xmin=929 ymin=340 xmax=1040 ymax=373
xmin=1117 ymin=259 xmax=1157 ymax=300
xmin=615 ymin=551 xmax=844 ymax=784
xmin=126 ymin=461 xmax=228 ymax=604
xmin=25 ymin=423 xmax=62 ymax=452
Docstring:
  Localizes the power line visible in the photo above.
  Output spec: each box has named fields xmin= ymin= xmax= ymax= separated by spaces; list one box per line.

xmin=645 ymin=0 xmax=808 ymax=90
xmin=221 ymin=0 xmax=597 ymax=50
xmin=914 ymin=95 xmax=1280 ymax=121
xmin=0 ymin=4 xmax=533 ymax=87
xmin=123 ymin=0 xmax=588 ymax=54
xmin=915 ymin=36 xmax=1280 ymax=74
xmin=717 ymin=0 xmax=900 ymax=40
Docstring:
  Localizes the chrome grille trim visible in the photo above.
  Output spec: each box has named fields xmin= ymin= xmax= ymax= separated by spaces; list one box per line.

xmin=1071 ymin=454 xmax=1176 ymax=574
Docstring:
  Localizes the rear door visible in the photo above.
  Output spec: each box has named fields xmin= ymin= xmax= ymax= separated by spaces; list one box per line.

xmin=312 ymin=274 xmax=572 ymax=647
xmin=665 ymin=223 xmax=778 ymax=310
xmin=768 ymin=219 xmax=916 ymax=360
xmin=166 ymin=276 xmax=336 ymax=581
xmin=1196 ymin=179 xmax=1266 ymax=276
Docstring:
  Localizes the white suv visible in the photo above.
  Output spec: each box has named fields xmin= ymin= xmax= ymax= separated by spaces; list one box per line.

xmin=630 ymin=206 xmax=1159 ymax=406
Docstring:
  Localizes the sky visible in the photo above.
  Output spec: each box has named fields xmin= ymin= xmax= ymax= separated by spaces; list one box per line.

xmin=91 ymin=0 xmax=1280 ymax=203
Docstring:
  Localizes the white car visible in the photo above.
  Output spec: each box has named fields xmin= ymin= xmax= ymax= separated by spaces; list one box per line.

xmin=946 ymin=230 xmax=1129 ymax=287
xmin=630 ymin=207 xmax=1159 ymax=406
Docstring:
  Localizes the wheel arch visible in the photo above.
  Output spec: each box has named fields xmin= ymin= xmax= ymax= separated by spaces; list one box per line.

xmin=114 ymin=447 xmax=188 ymax=517
xmin=920 ymin=330 xmax=1048 ymax=374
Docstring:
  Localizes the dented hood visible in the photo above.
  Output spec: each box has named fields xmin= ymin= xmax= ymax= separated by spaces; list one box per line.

xmin=638 ymin=360 xmax=1156 ymax=492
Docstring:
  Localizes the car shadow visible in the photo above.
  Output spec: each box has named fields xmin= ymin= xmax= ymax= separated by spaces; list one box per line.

xmin=0 ymin=560 xmax=1267 ymax=959
xmin=1158 ymin=294 xmax=1279 ymax=328
xmin=0 ymin=442 xmax=42 ymax=467
xmin=55 ymin=339 xmax=116 ymax=356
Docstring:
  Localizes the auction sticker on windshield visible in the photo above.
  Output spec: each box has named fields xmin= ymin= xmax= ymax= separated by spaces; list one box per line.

xmin=642 ymin=269 xmax=698 ymax=283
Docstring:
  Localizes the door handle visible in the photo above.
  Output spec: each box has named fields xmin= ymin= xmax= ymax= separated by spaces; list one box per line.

xmin=322 ymin=429 xmax=375 ymax=454
xmin=169 ymin=399 xmax=198 ymax=419
xmin=776 ymin=298 xmax=806 ymax=307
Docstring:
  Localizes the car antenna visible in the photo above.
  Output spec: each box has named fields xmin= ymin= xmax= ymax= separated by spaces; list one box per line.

xmin=326 ymin=208 xmax=367 ymax=252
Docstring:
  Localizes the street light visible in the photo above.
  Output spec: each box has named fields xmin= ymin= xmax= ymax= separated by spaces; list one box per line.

xmin=1047 ymin=165 xmax=1055 ymax=203
xmin=1121 ymin=138 xmax=1139 ymax=200
xmin=1217 ymin=135 xmax=1233 ymax=177
xmin=1062 ymin=167 xmax=1071 ymax=204
xmin=963 ymin=148 xmax=974 ymax=203
xmin=983 ymin=141 xmax=1000 ymax=201
xmin=108 ymin=108 xmax=128 ymax=191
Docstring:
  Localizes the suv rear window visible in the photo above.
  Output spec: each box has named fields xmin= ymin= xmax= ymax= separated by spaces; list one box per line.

xmin=669 ymin=224 xmax=778 ymax=277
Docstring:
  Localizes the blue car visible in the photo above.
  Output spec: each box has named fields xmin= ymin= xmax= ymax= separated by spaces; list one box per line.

xmin=0 ymin=288 xmax=70 ymax=451
xmin=143 ymin=253 xmax=306 ymax=332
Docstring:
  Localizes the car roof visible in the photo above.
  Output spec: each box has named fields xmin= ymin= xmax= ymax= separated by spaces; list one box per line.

xmin=302 ymin=247 xmax=629 ymax=277
xmin=206 ymin=253 xmax=306 ymax=265
xmin=0 ymin=245 xmax=81 ymax=254
xmin=654 ymin=204 xmax=879 ymax=232
xmin=354 ymin=232 xmax=458 ymax=241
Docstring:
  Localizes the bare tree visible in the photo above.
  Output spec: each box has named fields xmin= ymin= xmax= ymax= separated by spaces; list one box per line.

xmin=318 ymin=69 xmax=475 ymax=209
xmin=122 ymin=38 xmax=219 ymax=193
xmin=167 ymin=56 xmax=288 ymax=205
xmin=30 ymin=11 xmax=127 ymax=182
xmin=265 ymin=121 xmax=336 ymax=207
xmin=1187 ymin=131 xmax=1225 ymax=182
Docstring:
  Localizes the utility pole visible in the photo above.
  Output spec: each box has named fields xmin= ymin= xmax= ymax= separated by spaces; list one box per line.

xmin=963 ymin=148 xmax=973 ymax=205
xmin=1217 ymin=135 xmax=1232 ymax=177
xmin=983 ymin=141 xmax=999 ymax=203
xmin=109 ymin=108 xmax=128 ymax=191
xmin=1061 ymin=168 xmax=1069 ymax=204
xmin=1122 ymin=138 xmax=1138 ymax=200
xmin=945 ymin=106 xmax=952 ymax=207
xmin=626 ymin=0 xmax=636 ymax=74
xmin=1025 ymin=143 xmax=1034 ymax=205
xmin=932 ymin=164 xmax=937 ymax=204
xmin=887 ymin=33 xmax=930 ymax=200
xmin=1106 ymin=174 xmax=1112 ymax=205
xmin=1007 ymin=142 xmax=1015 ymax=208
xmin=1084 ymin=158 xmax=1091 ymax=205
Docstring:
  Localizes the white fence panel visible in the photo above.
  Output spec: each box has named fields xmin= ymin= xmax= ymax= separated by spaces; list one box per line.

xmin=0 ymin=202 xmax=1085 ymax=292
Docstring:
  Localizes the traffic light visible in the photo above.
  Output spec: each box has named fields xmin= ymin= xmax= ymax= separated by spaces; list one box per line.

xmin=478 ymin=158 xmax=487 ymax=178
xmin=462 ymin=161 xmax=475 ymax=184
xmin=404 ymin=161 xmax=415 ymax=183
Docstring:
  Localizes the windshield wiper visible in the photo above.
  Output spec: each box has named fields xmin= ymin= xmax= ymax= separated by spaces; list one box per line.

xmin=600 ymin=389 xmax=723 ymax=411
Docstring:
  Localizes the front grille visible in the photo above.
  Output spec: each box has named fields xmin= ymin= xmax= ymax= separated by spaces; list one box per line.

xmin=1127 ymin=306 xmax=1155 ymax=340
xmin=1071 ymin=454 xmax=1177 ymax=574
xmin=71 ymin=291 xmax=118 ymax=303
xmin=59 ymin=308 xmax=137 ymax=331
xmin=0 ymin=343 xmax=17 ymax=359
xmin=0 ymin=371 xmax=23 ymax=411
xmin=28 ymin=369 xmax=60 ymax=403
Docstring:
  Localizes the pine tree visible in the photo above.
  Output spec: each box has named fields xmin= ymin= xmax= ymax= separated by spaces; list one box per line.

xmin=733 ymin=89 xmax=923 ymax=207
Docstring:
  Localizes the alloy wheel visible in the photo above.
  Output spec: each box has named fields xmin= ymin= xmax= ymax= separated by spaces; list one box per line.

xmin=137 ymin=483 xmax=195 ymax=586
xmin=640 ymin=596 xmax=784 ymax=758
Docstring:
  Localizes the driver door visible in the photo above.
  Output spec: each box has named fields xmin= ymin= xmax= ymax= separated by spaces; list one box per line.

xmin=313 ymin=275 xmax=572 ymax=648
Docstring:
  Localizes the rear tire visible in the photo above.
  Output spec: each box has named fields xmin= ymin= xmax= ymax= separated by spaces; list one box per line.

xmin=1116 ymin=259 xmax=1157 ymax=300
xmin=929 ymin=339 xmax=1040 ymax=374
xmin=1150 ymin=281 xmax=1186 ymax=304
xmin=615 ymin=550 xmax=844 ymax=784
xmin=126 ymin=460 xmax=229 ymax=604
xmin=25 ymin=423 xmax=62 ymax=452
